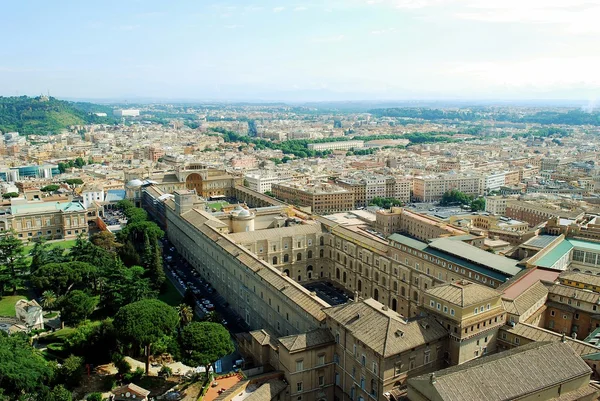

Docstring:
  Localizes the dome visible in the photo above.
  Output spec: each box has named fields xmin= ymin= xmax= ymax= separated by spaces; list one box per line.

xmin=234 ymin=205 xmax=243 ymax=211
xmin=126 ymin=179 xmax=143 ymax=188
xmin=238 ymin=208 xmax=251 ymax=217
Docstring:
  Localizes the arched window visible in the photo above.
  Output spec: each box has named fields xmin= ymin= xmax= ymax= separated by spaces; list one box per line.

xmin=308 ymin=250 xmax=313 ymax=259
xmin=401 ymin=286 xmax=406 ymax=297
xmin=413 ymin=291 xmax=418 ymax=301
xmin=358 ymin=280 xmax=362 ymax=291
xmin=374 ymin=288 xmax=379 ymax=301
xmin=336 ymin=268 xmax=340 ymax=279
xmin=320 ymin=237 xmax=324 ymax=246
xmin=283 ymin=269 xmax=290 ymax=276
xmin=343 ymin=272 xmax=347 ymax=283
xmin=392 ymin=298 xmax=397 ymax=311
xmin=319 ymin=249 xmax=324 ymax=258
xmin=284 ymin=254 xmax=289 ymax=263
xmin=272 ymin=256 xmax=278 ymax=265
xmin=393 ymin=281 xmax=398 ymax=291
xmin=297 ymin=253 xmax=302 ymax=261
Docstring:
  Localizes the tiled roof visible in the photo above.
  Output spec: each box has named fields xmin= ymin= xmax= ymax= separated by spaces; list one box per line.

xmin=426 ymin=280 xmax=501 ymax=307
xmin=501 ymin=280 xmax=548 ymax=316
xmin=408 ymin=342 xmax=591 ymax=401
xmin=278 ymin=328 xmax=334 ymax=353
xmin=549 ymin=284 xmax=600 ymax=304
xmin=560 ymin=271 xmax=600 ymax=287
xmin=324 ymin=298 xmax=447 ymax=357
xmin=501 ymin=323 xmax=600 ymax=356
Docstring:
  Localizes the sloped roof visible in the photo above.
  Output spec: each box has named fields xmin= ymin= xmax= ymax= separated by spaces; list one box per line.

xmin=408 ymin=342 xmax=591 ymax=401
xmin=323 ymin=298 xmax=447 ymax=357
xmin=501 ymin=280 xmax=548 ymax=316
xmin=426 ymin=280 xmax=501 ymax=307
xmin=278 ymin=328 xmax=334 ymax=353
xmin=501 ymin=323 xmax=600 ymax=356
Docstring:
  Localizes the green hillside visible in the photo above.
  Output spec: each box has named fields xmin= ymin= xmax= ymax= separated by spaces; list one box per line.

xmin=0 ymin=96 xmax=115 ymax=135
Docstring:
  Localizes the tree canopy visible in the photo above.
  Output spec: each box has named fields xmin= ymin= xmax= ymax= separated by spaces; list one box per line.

xmin=31 ymin=261 xmax=97 ymax=295
xmin=113 ymin=299 xmax=178 ymax=373
xmin=58 ymin=290 xmax=98 ymax=326
xmin=180 ymin=322 xmax=234 ymax=373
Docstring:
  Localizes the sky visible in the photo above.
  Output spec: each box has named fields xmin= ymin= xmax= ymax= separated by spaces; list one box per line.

xmin=1 ymin=0 xmax=599 ymax=102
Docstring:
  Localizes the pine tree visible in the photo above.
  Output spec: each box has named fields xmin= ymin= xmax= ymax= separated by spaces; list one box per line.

xmin=0 ymin=232 xmax=28 ymax=295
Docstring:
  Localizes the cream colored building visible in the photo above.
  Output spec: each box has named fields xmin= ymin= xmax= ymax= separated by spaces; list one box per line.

xmin=413 ymin=174 xmax=484 ymax=202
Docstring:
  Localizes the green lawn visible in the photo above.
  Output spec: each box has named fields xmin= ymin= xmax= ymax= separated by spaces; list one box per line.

xmin=208 ymin=201 xmax=230 ymax=211
xmin=0 ymin=293 xmax=28 ymax=316
xmin=23 ymin=239 xmax=78 ymax=255
xmin=42 ymin=327 xmax=77 ymax=343
xmin=158 ymin=278 xmax=182 ymax=307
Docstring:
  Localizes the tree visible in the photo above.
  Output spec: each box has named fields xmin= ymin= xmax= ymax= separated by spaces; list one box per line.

xmin=74 ymin=157 xmax=86 ymax=168
xmin=89 ymin=231 xmax=121 ymax=253
xmin=66 ymin=319 xmax=117 ymax=364
xmin=41 ymin=184 xmax=60 ymax=192
xmin=63 ymin=178 xmax=83 ymax=185
xmin=0 ymin=231 xmax=28 ymax=295
xmin=29 ymin=238 xmax=66 ymax=272
xmin=0 ymin=332 xmax=55 ymax=398
xmin=87 ymin=393 xmax=103 ymax=401
xmin=46 ymin=385 xmax=73 ymax=401
xmin=31 ymin=262 xmax=97 ymax=296
xmin=101 ymin=264 xmax=156 ymax=312
xmin=41 ymin=290 xmax=57 ymax=309
xmin=440 ymin=189 xmax=473 ymax=206
xmin=58 ymin=290 xmax=97 ymax=326
xmin=2 ymin=192 xmax=19 ymax=199
xmin=177 ymin=303 xmax=193 ymax=328
xmin=180 ymin=322 xmax=234 ymax=377
xmin=59 ymin=355 xmax=84 ymax=389
xmin=113 ymin=299 xmax=178 ymax=374
xmin=471 ymin=197 xmax=486 ymax=212
xmin=182 ymin=288 xmax=196 ymax=309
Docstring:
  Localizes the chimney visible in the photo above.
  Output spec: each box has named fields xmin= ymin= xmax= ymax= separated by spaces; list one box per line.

xmin=561 ymin=332 xmax=566 ymax=343
xmin=430 ymin=373 xmax=436 ymax=384
xmin=354 ymin=291 xmax=360 ymax=303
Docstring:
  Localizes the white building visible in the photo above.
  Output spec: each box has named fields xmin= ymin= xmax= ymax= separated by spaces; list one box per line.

xmin=365 ymin=176 xmax=387 ymax=203
xmin=485 ymin=196 xmax=508 ymax=215
xmin=307 ymin=140 xmax=364 ymax=151
xmin=113 ymin=109 xmax=140 ymax=117
xmin=244 ymin=172 xmax=292 ymax=193
xmin=82 ymin=187 xmax=105 ymax=208
xmin=15 ymin=299 xmax=44 ymax=330
xmin=484 ymin=171 xmax=507 ymax=192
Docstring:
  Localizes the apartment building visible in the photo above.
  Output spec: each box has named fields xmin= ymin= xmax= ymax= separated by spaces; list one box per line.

xmin=505 ymin=199 xmax=584 ymax=227
xmin=413 ymin=174 xmax=483 ymax=202
xmin=483 ymin=171 xmax=507 ymax=192
xmin=375 ymin=207 xmax=467 ymax=240
xmin=244 ymin=172 xmax=292 ymax=194
xmin=307 ymin=141 xmax=364 ymax=152
xmin=0 ymin=198 xmax=88 ymax=242
xmin=423 ymin=280 xmax=506 ymax=365
xmin=272 ymin=182 xmax=354 ymax=214
xmin=484 ymin=196 xmax=507 ymax=215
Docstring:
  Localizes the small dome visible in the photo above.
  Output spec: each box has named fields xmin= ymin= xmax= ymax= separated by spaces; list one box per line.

xmin=234 ymin=205 xmax=243 ymax=211
xmin=126 ymin=179 xmax=143 ymax=188
xmin=238 ymin=208 xmax=251 ymax=217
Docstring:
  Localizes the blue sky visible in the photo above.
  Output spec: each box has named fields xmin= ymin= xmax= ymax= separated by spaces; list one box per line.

xmin=1 ymin=0 xmax=599 ymax=101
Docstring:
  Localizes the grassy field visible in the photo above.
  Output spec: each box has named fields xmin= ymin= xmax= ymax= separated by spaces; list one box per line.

xmin=23 ymin=239 xmax=78 ymax=255
xmin=158 ymin=278 xmax=183 ymax=307
xmin=207 ymin=201 xmax=230 ymax=211
xmin=0 ymin=291 xmax=28 ymax=316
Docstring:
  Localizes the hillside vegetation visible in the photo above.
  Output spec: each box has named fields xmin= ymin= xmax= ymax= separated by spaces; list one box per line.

xmin=0 ymin=96 xmax=114 ymax=134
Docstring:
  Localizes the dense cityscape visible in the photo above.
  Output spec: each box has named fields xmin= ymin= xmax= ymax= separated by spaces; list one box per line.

xmin=2 ymin=0 xmax=600 ymax=400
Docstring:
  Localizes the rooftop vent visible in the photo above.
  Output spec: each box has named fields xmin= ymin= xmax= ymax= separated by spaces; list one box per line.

xmin=395 ymin=330 xmax=404 ymax=338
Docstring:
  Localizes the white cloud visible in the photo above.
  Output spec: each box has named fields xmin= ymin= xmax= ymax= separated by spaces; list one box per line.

xmin=273 ymin=7 xmax=285 ymax=12
xmin=294 ymin=6 xmax=308 ymax=11
xmin=370 ymin=27 xmax=397 ymax=35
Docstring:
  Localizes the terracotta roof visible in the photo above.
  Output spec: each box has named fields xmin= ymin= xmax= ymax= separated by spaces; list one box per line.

xmin=408 ymin=342 xmax=591 ymax=401
xmin=426 ymin=280 xmax=501 ymax=307
xmin=324 ymin=298 xmax=447 ymax=357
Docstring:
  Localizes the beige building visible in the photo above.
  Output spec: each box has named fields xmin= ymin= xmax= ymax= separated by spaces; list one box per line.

xmin=413 ymin=174 xmax=483 ymax=202
xmin=272 ymin=182 xmax=354 ymax=214
xmin=375 ymin=207 xmax=468 ymax=240
xmin=0 ymin=198 xmax=89 ymax=242
xmin=484 ymin=196 xmax=508 ymax=215
xmin=407 ymin=342 xmax=598 ymax=401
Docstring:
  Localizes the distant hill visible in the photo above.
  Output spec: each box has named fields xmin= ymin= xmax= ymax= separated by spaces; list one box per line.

xmin=0 ymin=96 xmax=115 ymax=135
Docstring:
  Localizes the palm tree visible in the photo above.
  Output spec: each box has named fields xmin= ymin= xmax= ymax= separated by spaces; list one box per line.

xmin=41 ymin=290 xmax=57 ymax=310
xmin=177 ymin=303 xmax=193 ymax=327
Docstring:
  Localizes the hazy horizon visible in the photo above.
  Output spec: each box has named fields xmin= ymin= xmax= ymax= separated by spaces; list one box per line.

xmin=2 ymin=0 xmax=599 ymax=102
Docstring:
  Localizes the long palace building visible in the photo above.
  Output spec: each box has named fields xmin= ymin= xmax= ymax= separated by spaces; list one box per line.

xmin=140 ymin=173 xmax=600 ymax=401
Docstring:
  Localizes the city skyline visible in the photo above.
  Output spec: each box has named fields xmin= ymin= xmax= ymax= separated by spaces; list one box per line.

xmin=2 ymin=0 xmax=599 ymax=101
